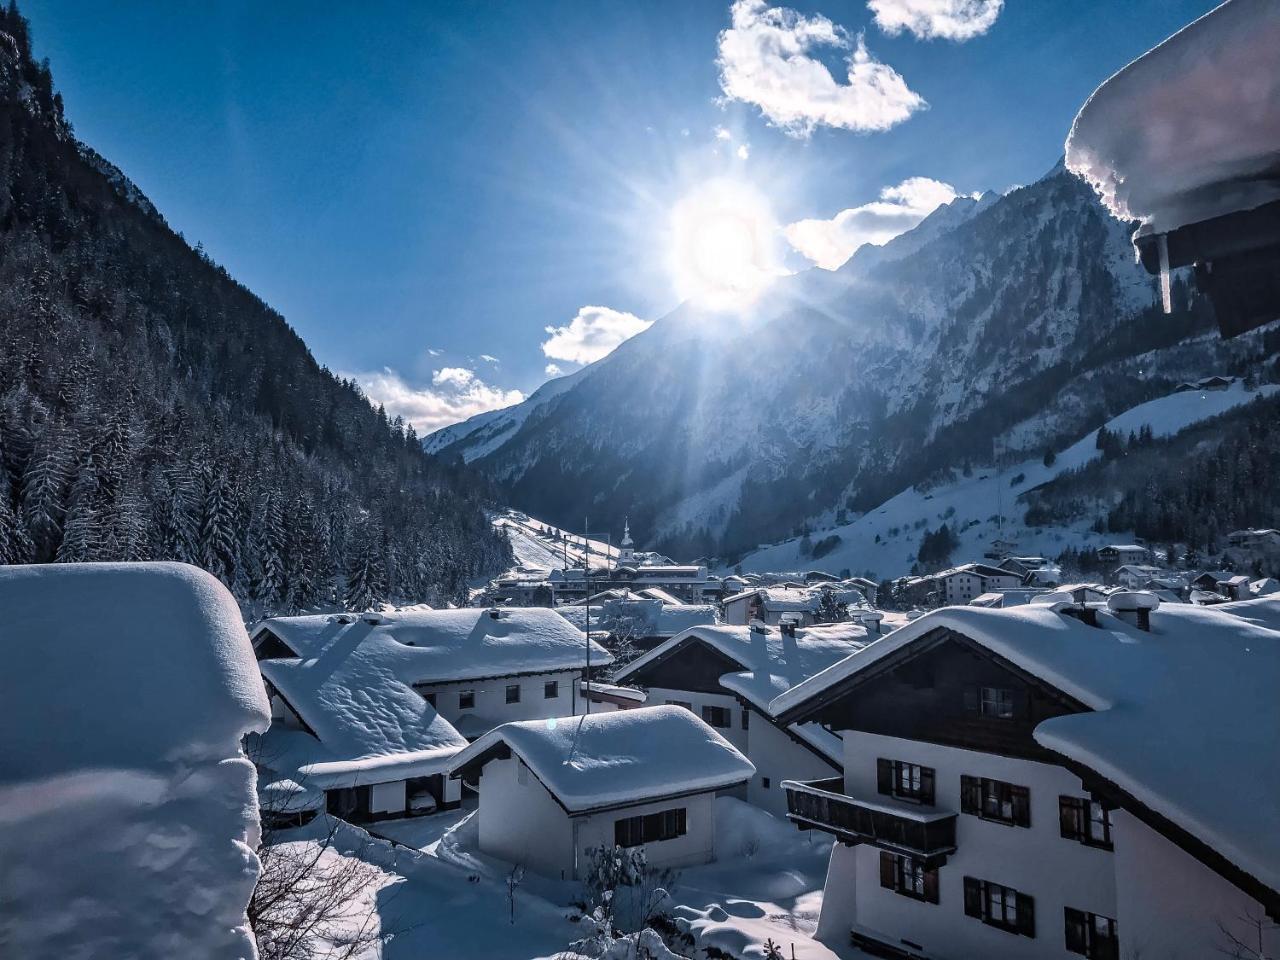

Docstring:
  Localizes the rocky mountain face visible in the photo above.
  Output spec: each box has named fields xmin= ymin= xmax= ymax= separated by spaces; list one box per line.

xmin=431 ymin=159 xmax=1216 ymax=560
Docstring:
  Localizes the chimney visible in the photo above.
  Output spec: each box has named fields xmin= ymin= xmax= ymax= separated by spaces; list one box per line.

xmin=361 ymin=612 xmax=385 ymax=625
xmin=859 ymin=611 xmax=884 ymax=637
xmin=779 ymin=620 xmax=797 ymax=638
xmin=749 ymin=618 xmax=769 ymax=634
xmin=487 ymin=607 xmax=503 ymax=620
xmin=1107 ymin=591 xmax=1160 ymax=631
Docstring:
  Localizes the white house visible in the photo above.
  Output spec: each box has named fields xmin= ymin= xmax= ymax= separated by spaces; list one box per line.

xmin=0 ymin=562 xmax=271 ymax=960
xmin=612 ymin=621 xmax=876 ymax=816
xmin=447 ymin=706 xmax=754 ymax=880
xmin=1112 ymin=564 xmax=1165 ymax=589
xmin=721 ymin=585 xmax=827 ymax=626
xmin=251 ymin=607 xmax=613 ymax=822
xmin=770 ymin=594 xmax=1280 ymax=960
xmin=932 ymin=564 xmax=1024 ymax=605
xmin=1096 ymin=544 xmax=1149 ymax=566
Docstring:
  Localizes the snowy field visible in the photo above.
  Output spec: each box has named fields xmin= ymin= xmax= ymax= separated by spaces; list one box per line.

xmin=284 ymin=798 xmax=853 ymax=960
xmin=494 ymin=511 xmax=621 ymax=571
xmin=735 ymin=381 xmax=1278 ymax=578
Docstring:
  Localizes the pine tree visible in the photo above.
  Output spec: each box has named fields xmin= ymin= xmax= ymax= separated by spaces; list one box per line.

xmin=198 ymin=465 xmax=239 ymax=585
xmin=345 ymin=522 xmax=386 ymax=612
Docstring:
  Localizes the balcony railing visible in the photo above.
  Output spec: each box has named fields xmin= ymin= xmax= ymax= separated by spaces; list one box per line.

xmin=782 ymin=776 xmax=957 ymax=867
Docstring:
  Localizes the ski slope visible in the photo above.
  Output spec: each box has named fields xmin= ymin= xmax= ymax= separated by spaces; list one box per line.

xmin=493 ymin=510 xmax=620 ymax=571
xmin=735 ymin=381 xmax=1277 ymax=578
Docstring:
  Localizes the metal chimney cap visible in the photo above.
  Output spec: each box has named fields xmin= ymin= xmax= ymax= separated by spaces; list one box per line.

xmin=1107 ymin=590 xmax=1161 ymax=613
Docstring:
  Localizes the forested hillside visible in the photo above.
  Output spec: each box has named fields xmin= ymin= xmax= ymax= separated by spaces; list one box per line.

xmin=0 ymin=6 xmax=510 ymax=615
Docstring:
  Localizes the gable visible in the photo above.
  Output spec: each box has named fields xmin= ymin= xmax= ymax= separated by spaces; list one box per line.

xmin=252 ymin=627 xmax=298 ymax=661
xmin=796 ymin=629 xmax=1087 ymax=761
xmin=623 ymin=638 xmax=746 ymax=695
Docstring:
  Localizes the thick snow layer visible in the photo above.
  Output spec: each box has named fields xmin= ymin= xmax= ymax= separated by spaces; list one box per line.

xmin=736 ymin=381 xmax=1278 ymax=579
xmin=0 ymin=562 xmax=270 ymax=960
xmin=492 ymin=509 xmax=620 ymax=571
xmin=450 ymin=705 xmax=754 ymax=813
xmin=773 ymin=599 xmax=1280 ymax=897
xmin=257 ymin=606 xmax=611 ymax=682
xmin=1066 ymin=0 xmax=1280 ymax=234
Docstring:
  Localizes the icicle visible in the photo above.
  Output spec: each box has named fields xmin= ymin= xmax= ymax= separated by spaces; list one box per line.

xmin=1158 ymin=232 xmax=1172 ymax=314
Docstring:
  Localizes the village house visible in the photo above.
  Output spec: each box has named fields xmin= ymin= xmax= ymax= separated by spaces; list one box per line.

xmin=1227 ymin=528 xmax=1280 ymax=551
xmin=769 ymin=594 xmax=1280 ymax=960
xmin=1112 ymin=563 xmax=1166 ymax=590
xmin=996 ymin=556 xmax=1050 ymax=579
xmin=612 ymin=620 xmax=879 ymax=816
xmin=718 ymin=583 xmax=857 ymax=626
xmin=447 ymin=706 xmax=755 ymax=880
xmin=556 ymin=597 xmax=718 ymax=654
xmin=249 ymin=607 xmax=612 ymax=823
xmin=1096 ymin=544 xmax=1149 ymax=567
xmin=931 ymin=564 xmax=1024 ymax=605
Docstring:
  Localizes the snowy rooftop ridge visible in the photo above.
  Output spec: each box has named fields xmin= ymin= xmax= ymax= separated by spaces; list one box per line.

xmin=0 ymin=562 xmax=271 ymax=959
xmin=448 ymin=705 xmax=754 ymax=813
xmin=772 ymin=599 xmax=1280 ymax=900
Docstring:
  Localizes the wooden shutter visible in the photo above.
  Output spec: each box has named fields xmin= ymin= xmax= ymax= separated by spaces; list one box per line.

xmin=963 ymin=876 xmax=982 ymax=918
xmin=1016 ymin=892 xmax=1036 ymax=938
xmin=877 ymin=758 xmax=893 ymax=795
xmin=1064 ymin=907 xmax=1087 ymax=954
xmin=1060 ymin=796 xmax=1083 ymax=840
xmin=923 ymin=867 xmax=940 ymax=904
xmin=960 ymin=775 xmax=980 ymax=815
xmin=920 ymin=766 xmax=936 ymax=805
xmin=879 ymin=852 xmax=896 ymax=889
xmin=1011 ymin=785 xmax=1031 ymax=827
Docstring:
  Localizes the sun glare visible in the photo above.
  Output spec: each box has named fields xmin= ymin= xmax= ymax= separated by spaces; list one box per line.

xmin=669 ymin=179 xmax=779 ymax=311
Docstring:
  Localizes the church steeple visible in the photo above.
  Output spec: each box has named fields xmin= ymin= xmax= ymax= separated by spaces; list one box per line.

xmin=619 ymin=517 xmax=635 ymax=564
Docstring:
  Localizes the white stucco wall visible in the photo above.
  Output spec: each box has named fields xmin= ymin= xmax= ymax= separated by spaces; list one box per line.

xmin=1112 ymin=810 xmax=1279 ymax=960
xmin=819 ymin=731 xmax=1117 ymax=959
xmin=573 ymin=791 xmax=718 ymax=878
xmin=746 ymin=710 xmax=838 ymax=817
xmin=415 ymin=669 xmax=583 ymax=736
xmin=644 ymin=686 xmax=746 ymax=753
xmin=477 ymin=756 xmax=575 ymax=879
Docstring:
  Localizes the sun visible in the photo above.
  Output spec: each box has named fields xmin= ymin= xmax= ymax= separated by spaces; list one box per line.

xmin=668 ymin=179 xmax=779 ymax=311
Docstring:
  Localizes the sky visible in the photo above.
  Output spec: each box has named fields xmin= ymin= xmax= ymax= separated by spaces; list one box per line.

xmin=23 ymin=0 xmax=1219 ymax=433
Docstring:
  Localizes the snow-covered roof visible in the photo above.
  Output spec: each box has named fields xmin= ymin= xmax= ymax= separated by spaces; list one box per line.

xmin=932 ymin=562 xmax=1013 ymax=579
xmin=255 ymin=606 xmax=611 ymax=682
xmin=556 ymin=599 xmax=717 ymax=638
xmin=1066 ymin=0 xmax=1280 ymax=235
xmin=772 ymin=599 xmax=1280 ymax=900
xmin=0 ymin=562 xmax=271 ymax=959
xmin=449 ymin=705 xmax=754 ymax=813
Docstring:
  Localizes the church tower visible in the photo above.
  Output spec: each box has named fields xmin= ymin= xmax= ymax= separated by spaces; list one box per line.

xmin=619 ymin=517 xmax=635 ymax=565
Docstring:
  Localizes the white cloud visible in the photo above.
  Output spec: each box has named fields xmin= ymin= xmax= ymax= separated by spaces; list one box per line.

xmin=348 ymin=366 xmax=525 ymax=433
xmin=545 ymin=363 xmax=564 ymax=377
xmin=541 ymin=305 xmax=653 ymax=365
xmin=716 ymin=0 xmax=925 ymax=137
xmin=736 ymin=143 xmax=750 ymax=159
xmin=784 ymin=176 xmax=971 ymax=269
xmin=426 ymin=347 xmax=443 ymax=357
xmin=868 ymin=0 xmax=1002 ymax=40
xmin=479 ymin=354 xmax=499 ymax=363
xmin=714 ymin=125 xmax=733 ymax=141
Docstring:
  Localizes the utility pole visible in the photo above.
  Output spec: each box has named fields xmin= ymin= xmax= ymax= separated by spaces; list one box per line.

xmin=583 ymin=517 xmax=591 ymax=715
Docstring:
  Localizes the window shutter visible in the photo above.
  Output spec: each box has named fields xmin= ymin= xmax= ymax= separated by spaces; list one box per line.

xmin=1016 ymin=892 xmax=1036 ymax=938
xmin=960 ymin=776 xmax=980 ymax=815
xmin=1012 ymin=785 xmax=1031 ymax=827
xmin=879 ymin=852 xmax=896 ymax=889
xmin=1060 ymin=796 xmax=1082 ymax=839
xmin=676 ymin=807 xmax=687 ymax=836
xmin=920 ymin=767 xmax=936 ymax=805
xmin=963 ymin=686 xmax=979 ymax=713
xmin=877 ymin=759 xmax=893 ymax=795
xmin=963 ymin=877 xmax=982 ymax=918
xmin=1064 ymin=907 xmax=1086 ymax=953
xmin=923 ymin=867 xmax=940 ymax=904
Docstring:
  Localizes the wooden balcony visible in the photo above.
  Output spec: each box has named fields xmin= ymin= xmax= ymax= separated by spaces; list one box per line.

xmin=783 ymin=776 xmax=957 ymax=868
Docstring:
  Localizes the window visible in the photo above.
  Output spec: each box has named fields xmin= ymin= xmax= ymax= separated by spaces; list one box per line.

xmin=459 ymin=690 xmax=475 ymax=710
xmin=980 ymin=686 xmax=1015 ymax=719
xmin=421 ymin=691 xmax=437 ymax=707
xmin=666 ymin=700 xmax=693 ymax=712
xmin=506 ymin=684 xmax=521 ymax=704
xmin=544 ymin=680 xmax=559 ymax=699
xmin=961 ymin=776 xmax=1030 ymax=827
xmin=879 ymin=852 xmax=939 ymax=904
xmin=761 ymin=777 xmax=771 ymax=789
xmin=741 ymin=709 xmax=750 ymax=730
xmin=1065 ymin=908 xmax=1118 ymax=959
xmin=614 ymin=807 xmax=687 ymax=848
xmin=702 ymin=705 xmax=732 ymax=728
xmin=1059 ymin=796 xmax=1113 ymax=850
xmin=877 ymin=758 xmax=935 ymax=804
xmin=964 ymin=877 xmax=1035 ymax=937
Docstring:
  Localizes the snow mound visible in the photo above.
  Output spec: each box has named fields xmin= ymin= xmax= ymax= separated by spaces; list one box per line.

xmin=1066 ymin=0 xmax=1280 ymax=234
xmin=0 ymin=562 xmax=270 ymax=960
xmin=450 ymin=705 xmax=754 ymax=812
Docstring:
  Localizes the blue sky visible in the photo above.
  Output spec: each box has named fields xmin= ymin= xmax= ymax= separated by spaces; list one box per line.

xmin=24 ymin=0 xmax=1217 ymax=432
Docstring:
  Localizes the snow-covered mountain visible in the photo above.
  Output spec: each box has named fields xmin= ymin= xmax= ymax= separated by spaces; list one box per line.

xmin=427 ymin=160 xmax=1264 ymax=561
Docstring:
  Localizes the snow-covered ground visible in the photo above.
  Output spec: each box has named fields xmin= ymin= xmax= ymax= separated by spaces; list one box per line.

xmin=290 ymin=797 xmax=852 ymax=960
xmin=494 ymin=510 xmax=621 ymax=571
xmin=735 ymin=381 xmax=1278 ymax=578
